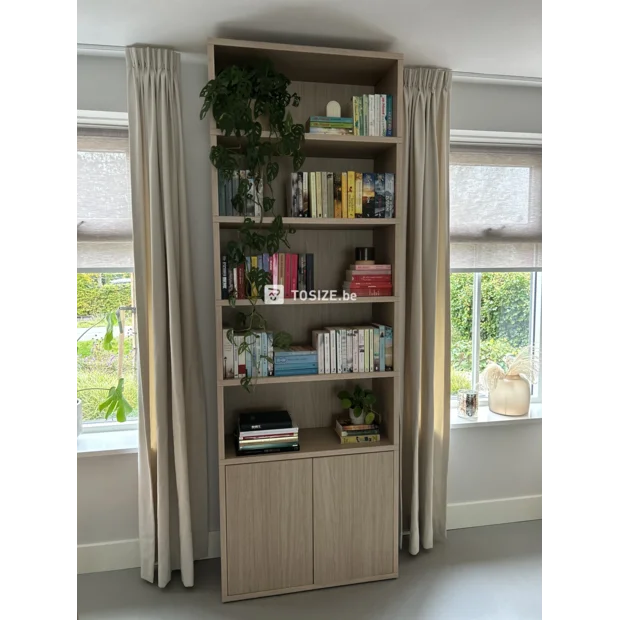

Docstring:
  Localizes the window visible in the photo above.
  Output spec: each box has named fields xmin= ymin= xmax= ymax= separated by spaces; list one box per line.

xmin=77 ymin=124 xmax=138 ymax=429
xmin=449 ymin=143 xmax=542 ymax=400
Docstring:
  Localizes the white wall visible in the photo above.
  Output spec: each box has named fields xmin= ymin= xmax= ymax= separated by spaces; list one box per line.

xmin=77 ymin=54 xmax=542 ymax=563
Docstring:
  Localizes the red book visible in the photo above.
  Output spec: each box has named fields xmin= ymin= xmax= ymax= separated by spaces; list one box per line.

xmin=348 ymin=264 xmax=392 ymax=271
xmin=348 ymin=274 xmax=392 ymax=283
xmin=285 ymin=253 xmax=292 ymax=298
xmin=291 ymin=254 xmax=299 ymax=296
xmin=238 ymin=264 xmax=246 ymax=299
xmin=278 ymin=253 xmax=285 ymax=288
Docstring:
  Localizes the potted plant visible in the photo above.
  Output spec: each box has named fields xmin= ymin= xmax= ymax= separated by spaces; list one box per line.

xmin=480 ymin=347 xmax=540 ymax=416
xmin=337 ymin=385 xmax=381 ymax=426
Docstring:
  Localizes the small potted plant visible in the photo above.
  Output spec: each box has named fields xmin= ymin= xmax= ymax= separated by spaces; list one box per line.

xmin=337 ymin=385 xmax=380 ymax=425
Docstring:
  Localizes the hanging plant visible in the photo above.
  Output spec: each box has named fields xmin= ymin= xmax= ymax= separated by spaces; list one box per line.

xmin=200 ymin=60 xmax=306 ymax=390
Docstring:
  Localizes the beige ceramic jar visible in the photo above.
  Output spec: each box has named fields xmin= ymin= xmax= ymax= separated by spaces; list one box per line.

xmin=488 ymin=374 xmax=531 ymax=416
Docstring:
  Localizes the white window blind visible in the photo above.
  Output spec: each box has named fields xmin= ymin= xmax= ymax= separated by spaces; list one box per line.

xmin=450 ymin=145 xmax=542 ymax=271
xmin=77 ymin=126 xmax=133 ymax=269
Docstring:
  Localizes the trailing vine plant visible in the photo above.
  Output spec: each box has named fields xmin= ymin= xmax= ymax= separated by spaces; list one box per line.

xmin=200 ymin=60 xmax=306 ymax=390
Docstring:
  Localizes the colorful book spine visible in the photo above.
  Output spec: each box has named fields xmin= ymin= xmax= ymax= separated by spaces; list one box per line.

xmin=302 ymin=172 xmax=309 ymax=217
xmin=368 ymin=94 xmax=375 ymax=136
xmin=326 ymin=327 xmax=338 ymax=374
xmin=347 ymin=171 xmax=356 ymax=218
xmin=385 ymin=173 xmax=395 ymax=218
xmin=312 ymin=330 xmax=325 ymax=374
xmin=385 ymin=325 xmax=393 ymax=370
xmin=336 ymin=432 xmax=380 ymax=444
xmin=374 ymin=94 xmax=381 ymax=137
xmin=323 ymin=330 xmax=331 ymax=374
xmin=334 ymin=173 xmax=342 ymax=218
xmin=374 ymin=173 xmax=386 ymax=218
xmin=326 ymin=172 xmax=334 ymax=218
xmin=291 ymin=253 xmax=298 ymax=295
xmin=355 ymin=172 xmax=363 ymax=218
xmin=316 ymin=171 xmax=323 ymax=218
xmin=362 ymin=172 xmax=375 ymax=218
xmin=289 ymin=173 xmax=298 ymax=216
xmin=222 ymin=329 xmax=234 ymax=379
xmin=341 ymin=172 xmax=348 ymax=218
xmin=296 ymin=173 xmax=303 ymax=217
xmin=221 ymin=255 xmax=228 ymax=299
xmin=285 ymin=253 xmax=292 ymax=298
xmin=321 ymin=172 xmax=328 ymax=218
xmin=352 ymin=329 xmax=359 ymax=373
xmin=381 ymin=94 xmax=387 ymax=137
xmin=363 ymin=94 xmax=369 ymax=136
xmin=386 ymin=95 xmax=393 ymax=136
xmin=353 ymin=96 xmax=360 ymax=135
xmin=310 ymin=172 xmax=317 ymax=218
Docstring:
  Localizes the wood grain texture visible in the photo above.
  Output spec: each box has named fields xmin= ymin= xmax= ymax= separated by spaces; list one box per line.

xmin=216 ymin=216 xmax=399 ymax=230
xmin=313 ymin=452 xmax=395 ymax=584
xmin=225 ymin=460 xmax=313 ymax=596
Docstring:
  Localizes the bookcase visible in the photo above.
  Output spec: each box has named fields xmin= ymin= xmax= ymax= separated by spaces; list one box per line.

xmin=208 ymin=39 xmax=404 ymax=602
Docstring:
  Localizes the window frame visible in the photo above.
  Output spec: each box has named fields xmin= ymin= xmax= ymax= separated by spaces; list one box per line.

xmin=449 ymin=130 xmax=542 ymax=405
xmin=78 ymin=111 xmax=138 ymax=433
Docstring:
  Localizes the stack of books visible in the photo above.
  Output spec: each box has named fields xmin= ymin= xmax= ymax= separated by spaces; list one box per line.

xmin=351 ymin=94 xmax=393 ymax=136
xmin=288 ymin=171 xmax=395 ymax=218
xmin=235 ymin=411 xmax=299 ymax=455
xmin=221 ymin=252 xmax=314 ymax=299
xmin=222 ymin=329 xmax=274 ymax=379
xmin=274 ymin=346 xmax=318 ymax=377
xmin=306 ymin=116 xmax=353 ymax=135
xmin=218 ymin=170 xmax=263 ymax=216
xmin=334 ymin=417 xmax=381 ymax=444
xmin=343 ymin=264 xmax=392 ymax=297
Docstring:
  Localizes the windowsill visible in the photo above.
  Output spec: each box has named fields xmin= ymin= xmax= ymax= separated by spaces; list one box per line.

xmin=451 ymin=402 xmax=542 ymax=429
xmin=77 ymin=429 xmax=138 ymax=457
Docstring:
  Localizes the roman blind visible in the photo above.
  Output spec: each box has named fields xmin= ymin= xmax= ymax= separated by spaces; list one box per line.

xmin=449 ymin=145 xmax=542 ymax=271
xmin=77 ymin=126 xmax=133 ymax=269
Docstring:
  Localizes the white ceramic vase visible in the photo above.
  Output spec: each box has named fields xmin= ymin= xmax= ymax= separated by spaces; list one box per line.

xmin=488 ymin=375 xmax=531 ymax=416
xmin=349 ymin=407 xmax=365 ymax=425
xmin=77 ymin=399 xmax=83 ymax=437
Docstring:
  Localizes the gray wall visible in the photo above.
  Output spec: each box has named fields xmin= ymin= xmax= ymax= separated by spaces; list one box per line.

xmin=77 ymin=54 xmax=542 ymax=549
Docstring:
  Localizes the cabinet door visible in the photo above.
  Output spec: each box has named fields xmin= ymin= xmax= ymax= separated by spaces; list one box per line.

xmin=313 ymin=452 xmax=395 ymax=585
xmin=225 ymin=459 xmax=313 ymax=596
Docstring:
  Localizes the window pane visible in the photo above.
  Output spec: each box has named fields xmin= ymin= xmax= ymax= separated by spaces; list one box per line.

xmin=450 ymin=273 xmax=474 ymax=395
xmin=77 ymin=273 xmax=138 ymax=424
xmin=479 ymin=272 xmax=532 ymax=382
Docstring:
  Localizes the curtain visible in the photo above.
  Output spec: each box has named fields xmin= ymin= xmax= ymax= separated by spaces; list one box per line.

xmin=401 ymin=67 xmax=452 ymax=555
xmin=126 ymin=46 xmax=209 ymax=588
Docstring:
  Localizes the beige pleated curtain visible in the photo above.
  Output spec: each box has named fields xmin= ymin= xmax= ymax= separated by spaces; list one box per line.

xmin=126 ymin=47 xmax=209 ymax=587
xmin=401 ymin=68 xmax=452 ymax=555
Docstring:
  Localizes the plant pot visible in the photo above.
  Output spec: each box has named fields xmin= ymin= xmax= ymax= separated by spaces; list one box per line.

xmin=488 ymin=375 xmax=531 ymax=416
xmin=349 ymin=408 xmax=365 ymax=425
xmin=77 ymin=399 xmax=83 ymax=437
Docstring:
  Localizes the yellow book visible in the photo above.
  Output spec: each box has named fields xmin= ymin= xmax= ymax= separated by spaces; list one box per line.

xmin=334 ymin=429 xmax=380 ymax=444
xmin=355 ymin=172 xmax=363 ymax=218
xmin=347 ymin=171 xmax=356 ymax=218
xmin=250 ymin=256 xmax=258 ymax=296
xmin=341 ymin=172 xmax=348 ymax=218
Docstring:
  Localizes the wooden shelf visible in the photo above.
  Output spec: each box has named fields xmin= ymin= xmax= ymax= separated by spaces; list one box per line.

xmin=215 ymin=216 xmax=399 ymax=229
xmin=219 ymin=371 xmax=397 ymax=387
xmin=223 ymin=426 xmax=395 ymax=464
xmin=217 ymin=296 xmax=397 ymax=307
xmin=212 ymin=131 xmax=401 ymax=158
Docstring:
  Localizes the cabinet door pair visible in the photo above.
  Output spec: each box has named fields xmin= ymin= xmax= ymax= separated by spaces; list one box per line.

xmin=225 ymin=452 xmax=395 ymax=597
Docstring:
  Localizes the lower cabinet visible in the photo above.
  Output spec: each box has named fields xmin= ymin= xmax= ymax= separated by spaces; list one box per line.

xmin=224 ymin=451 xmax=395 ymax=598
xmin=225 ymin=459 xmax=313 ymax=596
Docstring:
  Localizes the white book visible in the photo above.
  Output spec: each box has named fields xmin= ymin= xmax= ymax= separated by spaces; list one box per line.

xmin=357 ymin=327 xmax=365 ymax=372
xmin=380 ymin=95 xmax=387 ymax=137
xmin=369 ymin=328 xmax=374 ymax=372
xmin=346 ymin=329 xmax=354 ymax=372
xmin=340 ymin=329 xmax=347 ymax=373
xmin=239 ymin=426 xmax=299 ymax=438
xmin=323 ymin=330 xmax=331 ymax=374
xmin=329 ymin=329 xmax=337 ymax=373
xmin=312 ymin=330 xmax=325 ymax=374
xmin=375 ymin=95 xmax=381 ymax=138
xmin=364 ymin=329 xmax=371 ymax=372
xmin=368 ymin=95 xmax=375 ymax=137
xmin=352 ymin=329 xmax=359 ymax=372
xmin=222 ymin=329 xmax=234 ymax=379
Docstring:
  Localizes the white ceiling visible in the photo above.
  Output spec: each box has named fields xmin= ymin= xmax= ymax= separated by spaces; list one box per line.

xmin=77 ymin=0 xmax=541 ymax=78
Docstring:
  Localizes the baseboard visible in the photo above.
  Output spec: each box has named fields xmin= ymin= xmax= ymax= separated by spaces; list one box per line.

xmin=77 ymin=531 xmax=221 ymax=574
xmin=447 ymin=495 xmax=542 ymax=530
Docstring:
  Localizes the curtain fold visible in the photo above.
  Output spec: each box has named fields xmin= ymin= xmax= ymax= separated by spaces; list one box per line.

xmin=401 ymin=67 xmax=452 ymax=555
xmin=126 ymin=46 xmax=208 ymax=588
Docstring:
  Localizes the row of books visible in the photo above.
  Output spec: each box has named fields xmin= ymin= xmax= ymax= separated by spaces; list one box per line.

xmin=334 ymin=417 xmax=381 ymax=445
xmin=220 ymin=253 xmax=315 ymax=300
xmin=352 ymin=94 xmax=393 ymax=137
xmin=222 ymin=329 xmax=274 ymax=379
xmin=343 ymin=263 xmax=393 ymax=297
xmin=217 ymin=170 xmax=263 ymax=216
xmin=234 ymin=411 xmax=300 ymax=455
xmin=288 ymin=171 xmax=395 ymax=218
xmin=306 ymin=116 xmax=353 ymax=135
xmin=274 ymin=346 xmax=317 ymax=377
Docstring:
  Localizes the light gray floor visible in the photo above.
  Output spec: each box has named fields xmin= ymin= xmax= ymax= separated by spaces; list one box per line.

xmin=78 ymin=521 xmax=541 ymax=620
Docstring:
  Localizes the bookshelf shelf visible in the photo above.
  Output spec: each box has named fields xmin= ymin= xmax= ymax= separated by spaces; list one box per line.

xmin=219 ymin=371 xmax=397 ymax=387
xmin=209 ymin=38 xmax=404 ymax=602
xmin=216 ymin=296 xmax=398 ymax=307
xmin=223 ymin=426 xmax=395 ymax=464
xmin=213 ymin=130 xmax=401 ymax=158
xmin=215 ymin=216 xmax=399 ymax=229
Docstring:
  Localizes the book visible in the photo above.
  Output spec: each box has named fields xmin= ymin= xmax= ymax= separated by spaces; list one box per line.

xmin=239 ymin=430 xmax=298 ymax=441
xmin=347 ymin=171 xmax=356 ymax=218
xmin=334 ymin=173 xmax=342 ymax=218
xmin=375 ymin=94 xmax=381 ymax=137
xmin=373 ymin=326 xmax=380 ymax=371
xmin=222 ymin=328 xmax=234 ymax=379
xmin=221 ymin=255 xmax=228 ymax=299
xmin=316 ymin=171 xmax=323 ymax=217
xmin=246 ymin=173 xmax=255 ymax=216
xmin=334 ymin=430 xmax=380 ymax=444
xmin=275 ymin=345 xmax=316 ymax=356
xmin=310 ymin=172 xmax=317 ymax=218
xmin=308 ymin=127 xmax=353 ymax=135
xmin=385 ymin=173 xmax=395 ymax=218
xmin=380 ymin=94 xmax=387 ymax=137
xmin=325 ymin=327 xmax=338 ymax=374
xmin=363 ymin=94 xmax=369 ymax=136
xmin=385 ymin=325 xmax=393 ymax=370
xmin=238 ymin=436 xmax=299 ymax=447
xmin=371 ymin=323 xmax=386 ymax=371
xmin=348 ymin=264 xmax=392 ymax=271
xmin=368 ymin=94 xmax=375 ymax=136
xmin=335 ymin=426 xmax=379 ymax=438
xmin=235 ymin=443 xmax=300 ymax=455
xmin=231 ymin=171 xmax=239 ymax=214
xmin=267 ymin=332 xmax=274 ymax=376
xmin=238 ymin=410 xmax=292 ymax=432
xmin=362 ymin=173 xmax=375 ymax=218
xmin=355 ymin=172 xmax=363 ymax=218
xmin=326 ymin=172 xmax=334 ymax=218
xmin=274 ymin=367 xmax=319 ymax=376
xmin=285 ymin=253 xmax=292 ymax=297
xmin=301 ymin=172 xmax=310 ymax=217
xmin=341 ymin=172 xmax=348 ymax=218
xmin=312 ymin=330 xmax=325 ymax=374
xmin=374 ymin=173 xmax=385 ymax=218
xmin=308 ymin=116 xmax=354 ymax=124
xmin=347 ymin=273 xmax=392 ymax=283
xmin=353 ymin=96 xmax=360 ymax=135
xmin=321 ymin=172 xmax=328 ymax=218
xmin=289 ymin=173 xmax=298 ymax=216
xmin=335 ymin=418 xmax=379 ymax=432
xmin=352 ymin=329 xmax=359 ymax=373
xmin=386 ymin=95 xmax=393 ymax=136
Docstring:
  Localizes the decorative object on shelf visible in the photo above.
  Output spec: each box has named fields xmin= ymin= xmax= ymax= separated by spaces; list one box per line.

xmin=326 ymin=100 xmax=341 ymax=117
xmin=355 ymin=247 xmax=375 ymax=264
xmin=480 ymin=347 xmax=540 ymax=416
xmin=457 ymin=389 xmax=478 ymax=420
xmin=201 ymin=60 xmax=306 ymax=390
xmin=337 ymin=385 xmax=381 ymax=425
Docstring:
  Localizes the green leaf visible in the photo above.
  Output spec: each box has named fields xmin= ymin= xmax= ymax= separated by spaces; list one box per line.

xmin=365 ymin=412 xmax=375 ymax=425
xmin=340 ymin=399 xmax=352 ymax=409
xmin=354 ymin=406 xmax=362 ymax=416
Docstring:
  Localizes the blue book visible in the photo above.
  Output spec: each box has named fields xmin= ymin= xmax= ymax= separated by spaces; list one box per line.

xmin=274 ymin=354 xmax=318 ymax=363
xmin=258 ymin=254 xmax=263 ymax=272
xmin=263 ymin=253 xmax=270 ymax=280
xmin=274 ymin=367 xmax=319 ymax=376
xmin=386 ymin=95 xmax=393 ymax=137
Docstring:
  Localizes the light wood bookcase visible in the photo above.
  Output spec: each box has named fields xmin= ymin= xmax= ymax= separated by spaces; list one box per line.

xmin=207 ymin=38 xmax=404 ymax=602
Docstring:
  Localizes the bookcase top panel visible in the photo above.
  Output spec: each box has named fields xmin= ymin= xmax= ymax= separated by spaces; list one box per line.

xmin=209 ymin=38 xmax=402 ymax=86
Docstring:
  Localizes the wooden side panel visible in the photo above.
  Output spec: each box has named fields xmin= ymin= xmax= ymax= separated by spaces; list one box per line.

xmin=313 ymin=452 xmax=394 ymax=584
xmin=225 ymin=460 xmax=313 ymax=596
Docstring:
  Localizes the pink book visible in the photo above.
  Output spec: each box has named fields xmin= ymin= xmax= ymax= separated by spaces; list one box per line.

xmin=291 ymin=254 xmax=299 ymax=296
xmin=348 ymin=264 xmax=392 ymax=271
xmin=285 ymin=253 xmax=292 ymax=298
